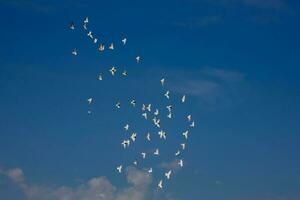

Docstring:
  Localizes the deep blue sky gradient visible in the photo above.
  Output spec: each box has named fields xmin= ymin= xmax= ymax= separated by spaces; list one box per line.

xmin=0 ymin=0 xmax=300 ymax=200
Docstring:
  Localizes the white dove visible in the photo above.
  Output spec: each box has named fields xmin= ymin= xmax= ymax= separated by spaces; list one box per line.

xmin=72 ymin=49 xmax=78 ymax=56
xmin=164 ymin=90 xmax=170 ymax=99
xmin=182 ymin=131 xmax=189 ymax=139
xmin=109 ymin=43 xmax=114 ymax=50
xmin=110 ymin=66 xmax=116 ymax=76
xmin=87 ymin=98 xmax=93 ymax=104
xmin=165 ymin=170 xmax=172 ymax=180
xmin=117 ymin=165 xmax=122 ymax=173
xmin=122 ymin=38 xmax=127 ymax=45
xmin=99 ymin=44 xmax=105 ymax=51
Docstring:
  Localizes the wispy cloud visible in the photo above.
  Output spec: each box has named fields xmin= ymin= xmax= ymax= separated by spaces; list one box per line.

xmin=0 ymin=166 xmax=169 ymax=200
xmin=169 ymin=67 xmax=246 ymax=108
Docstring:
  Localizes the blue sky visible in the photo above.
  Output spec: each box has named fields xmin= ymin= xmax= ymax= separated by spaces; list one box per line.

xmin=0 ymin=0 xmax=300 ymax=200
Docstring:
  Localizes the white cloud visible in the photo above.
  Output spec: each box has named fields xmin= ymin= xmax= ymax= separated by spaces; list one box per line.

xmin=1 ymin=166 xmax=163 ymax=200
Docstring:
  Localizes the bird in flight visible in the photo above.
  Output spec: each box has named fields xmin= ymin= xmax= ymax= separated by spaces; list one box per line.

xmin=110 ymin=67 xmax=117 ymax=76
xmin=167 ymin=112 xmax=172 ymax=119
xmin=182 ymin=131 xmax=189 ymax=139
xmin=165 ymin=170 xmax=172 ymax=180
xmin=121 ymin=140 xmax=130 ymax=148
xmin=109 ymin=43 xmax=114 ymax=50
xmin=187 ymin=114 xmax=192 ymax=122
xmin=158 ymin=130 xmax=167 ymax=140
xmin=130 ymin=100 xmax=136 ymax=107
xmin=154 ymin=148 xmax=160 ymax=156
xmin=98 ymin=74 xmax=103 ymax=81
xmin=178 ymin=159 xmax=184 ymax=167
xmin=148 ymin=167 xmax=153 ymax=173
xmin=146 ymin=133 xmax=151 ymax=141
xmin=124 ymin=124 xmax=129 ymax=131
xmin=84 ymin=17 xmax=89 ymax=24
xmin=122 ymin=38 xmax=127 ymax=45
xmin=87 ymin=31 xmax=93 ymax=39
xmin=117 ymin=165 xmax=122 ymax=173
xmin=158 ymin=180 xmax=163 ymax=189
xmin=175 ymin=150 xmax=181 ymax=156
xmin=142 ymin=112 xmax=148 ymax=120
xmin=160 ymin=78 xmax=165 ymax=86
xmin=181 ymin=143 xmax=186 ymax=150
xmin=182 ymin=95 xmax=186 ymax=103
xmin=190 ymin=121 xmax=195 ymax=127
xmin=116 ymin=102 xmax=121 ymax=109
xmin=122 ymin=71 xmax=128 ymax=76
xmin=154 ymin=109 xmax=159 ymax=116
xmin=94 ymin=38 xmax=98 ymax=43
xmin=87 ymin=98 xmax=93 ymax=104
xmin=164 ymin=90 xmax=170 ymax=99
xmin=69 ymin=22 xmax=75 ymax=30
xmin=131 ymin=132 xmax=137 ymax=142
xmin=72 ymin=49 xmax=78 ymax=56
xmin=99 ymin=44 xmax=105 ymax=51
xmin=141 ymin=152 xmax=146 ymax=159
xmin=136 ymin=56 xmax=140 ymax=63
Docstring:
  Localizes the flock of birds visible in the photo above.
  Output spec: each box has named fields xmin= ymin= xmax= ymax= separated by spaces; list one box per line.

xmin=69 ymin=17 xmax=195 ymax=190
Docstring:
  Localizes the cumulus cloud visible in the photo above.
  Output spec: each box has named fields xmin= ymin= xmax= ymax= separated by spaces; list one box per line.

xmin=1 ymin=166 xmax=161 ymax=200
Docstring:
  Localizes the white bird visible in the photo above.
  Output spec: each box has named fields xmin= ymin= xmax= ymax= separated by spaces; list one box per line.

xmin=117 ymin=165 xmax=122 ymax=173
xmin=190 ymin=121 xmax=195 ymax=127
xmin=182 ymin=95 xmax=186 ymax=103
xmin=84 ymin=17 xmax=89 ymax=24
xmin=124 ymin=124 xmax=129 ymax=131
xmin=72 ymin=49 xmax=78 ymax=56
xmin=122 ymin=71 xmax=128 ymax=76
xmin=87 ymin=98 xmax=93 ymax=104
xmin=133 ymin=161 xmax=138 ymax=166
xmin=130 ymin=100 xmax=136 ymax=107
xmin=166 ymin=105 xmax=172 ymax=112
xmin=98 ymin=74 xmax=103 ymax=80
xmin=121 ymin=140 xmax=130 ymax=148
xmin=148 ymin=168 xmax=153 ymax=173
xmin=109 ymin=43 xmax=114 ymax=50
xmin=141 ymin=152 xmax=146 ymax=159
xmin=164 ymin=90 xmax=170 ymax=99
xmin=165 ymin=170 xmax=172 ymax=180
xmin=175 ymin=150 xmax=181 ymax=156
xmin=110 ymin=66 xmax=116 ymax=76
xmin=178 ymin=159 xmax=184 ymax=167
xmin=146 ymin=133 xmax=151 ymax=141
xmin=153 ymin=117 xmax=161 ymax=128
xmin=99 ymin=44 xmax=105 ymax=51
xmin=182 ymin=131 xmax=189 ymax=139
xmin=154 ymin=109 xmax=159 ymax=116
xmin=167 ymin=112 xmax=172 ymax=119
xmin=158 ymin=130 xmax=167 ymax=140
xmin=160 ymin=78 xmax=165 ymax=86
xmin=181 ymin=143 xmax=186 ymax=150
xmin=69 ymin=22 xmax=75 ymax=30
xmin=94 ymin=38 xmax=98 ymax=43
xmin=131 ymin=132 xmax=137 ymax=142
xmin=136 ymin=56 xmax=140 ymax=63
xmin=187 ymin=114 xmax=192 ymax=122
xmin=158 ymin=180 xmax=163 ymax=189
xmin=83 ymin=23 xmax=87 ymax=30
xmin=142 ymin=112 xmax=147 ymax=120
xmin=146 ymin=104 xmax=151 ymax=112
xmin=87 ymin=31 xmax=93 ymax=39
xmin=87 ymin=110 xmax=92 ymax=114
xmin=122 ymin=38 xmax=127 ymax=45
xmin=154 ymin=148 xmax=159 ymax=156
xmin=116 ymin=102 xmax=121 ymax=109
xmin=142 ymin=104 xmax=146 ymax=111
